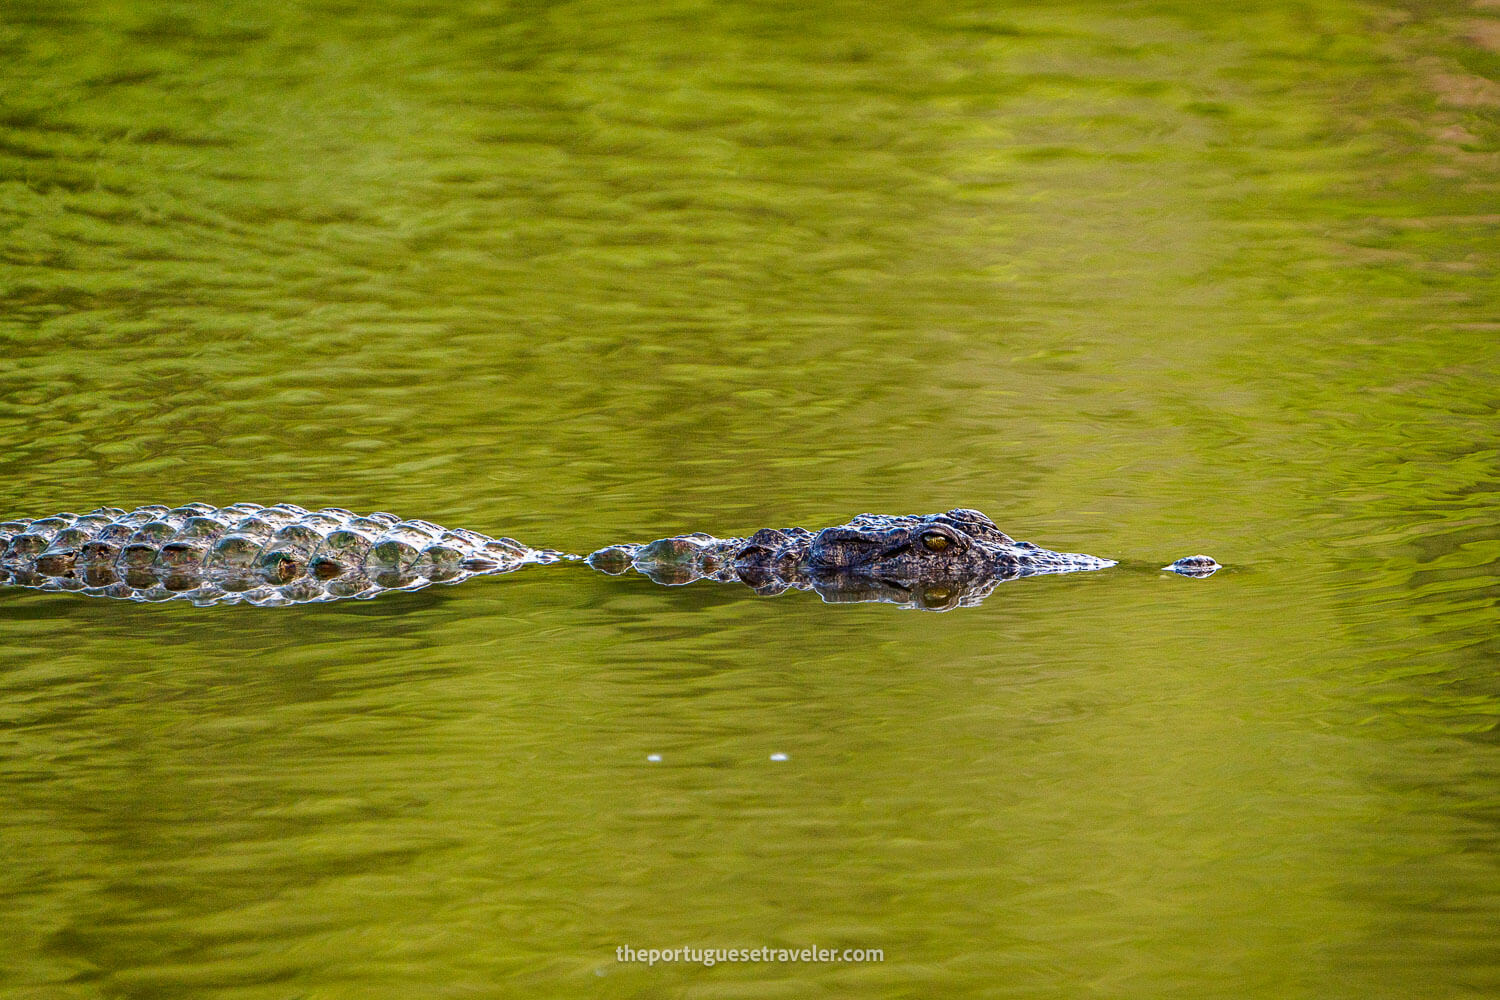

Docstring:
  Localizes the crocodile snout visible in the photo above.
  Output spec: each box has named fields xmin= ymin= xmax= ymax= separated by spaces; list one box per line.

xmin=807 ymin=527 xmax=888 ymax=569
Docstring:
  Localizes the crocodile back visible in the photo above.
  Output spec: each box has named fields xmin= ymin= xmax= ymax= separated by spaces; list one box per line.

xmin=0 ymin=503 xmax=559 ymax=607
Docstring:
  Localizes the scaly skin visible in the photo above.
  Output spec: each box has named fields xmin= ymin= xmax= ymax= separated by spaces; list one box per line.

xmin=0 ymin=504 xmax=1218 ymax=611
xmin=0 ymin=503 xmax=562 ymax=607
xmin=587 ymin=508 xmax=1219 ymax=612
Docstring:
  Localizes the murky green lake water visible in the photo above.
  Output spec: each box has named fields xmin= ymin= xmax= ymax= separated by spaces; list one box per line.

xmin=2 ymin=0 xmax=1498 ymax=996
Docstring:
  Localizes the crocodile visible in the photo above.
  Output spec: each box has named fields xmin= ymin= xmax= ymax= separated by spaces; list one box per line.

xmin=586 ymin=508 xmax=1219 ymax=611
xmin=0 ymin=504 xmax=1217 ymax=611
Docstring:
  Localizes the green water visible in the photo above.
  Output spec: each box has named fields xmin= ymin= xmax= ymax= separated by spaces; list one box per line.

xmin=2 ymin=0 xmax=1498 ymax=995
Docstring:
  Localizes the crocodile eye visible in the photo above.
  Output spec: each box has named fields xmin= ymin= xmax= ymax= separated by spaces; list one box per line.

xmin=921 ymin=532 xmax=950 ymax=552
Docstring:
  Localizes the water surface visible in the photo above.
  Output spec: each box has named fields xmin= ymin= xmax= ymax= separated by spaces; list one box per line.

xmin=2 ymin=0 xmax=1498 ymax=996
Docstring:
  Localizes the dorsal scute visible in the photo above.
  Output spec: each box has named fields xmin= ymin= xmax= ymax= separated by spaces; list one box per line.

xmin=1 ymin=504 xmax=554 ymax=605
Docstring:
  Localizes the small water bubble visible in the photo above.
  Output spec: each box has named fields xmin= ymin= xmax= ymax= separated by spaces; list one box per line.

xmin=647 ymin=754 xmax=662 ymax=762
xmin=770 ymin=752 xmax=788 ymax=762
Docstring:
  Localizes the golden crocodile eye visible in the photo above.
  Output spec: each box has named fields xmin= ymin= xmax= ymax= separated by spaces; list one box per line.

xmin=921 ymin=532 xmax=950 ymax=552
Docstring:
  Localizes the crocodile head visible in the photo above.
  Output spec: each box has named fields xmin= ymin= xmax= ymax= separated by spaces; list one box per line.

xmin=805 ymin=509 xmax=1019 ymax=579
xmin=585 ymin=508 xmax=1121 ymax=611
